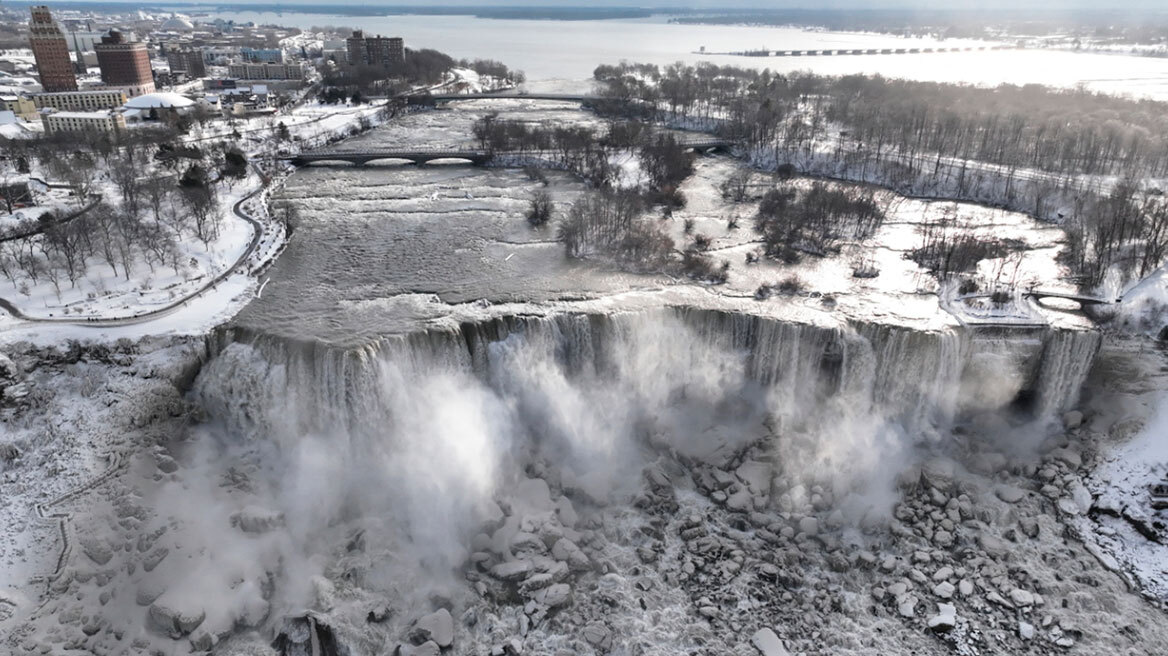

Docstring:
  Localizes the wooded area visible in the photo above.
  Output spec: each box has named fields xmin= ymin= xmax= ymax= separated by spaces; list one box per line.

xmin=0 ymin=130 xmax=247 ymax=304
xmin=594 ymin=62 xmax=1168 ymax=288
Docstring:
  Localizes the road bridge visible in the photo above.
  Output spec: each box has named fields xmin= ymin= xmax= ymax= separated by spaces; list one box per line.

xmin=289 ymin=148 xmax=492 ymax=166
xmin=1024 ymin=290 xmax=1116 ymax=307
xmin=289 ymin=138 xmax=733 ymax=167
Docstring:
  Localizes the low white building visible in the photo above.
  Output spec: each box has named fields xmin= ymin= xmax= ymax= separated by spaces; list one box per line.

xmin=122 ymin=91 xmax=197 ymax=122
xmin=41 ymin=109 xmax=126 ymax=134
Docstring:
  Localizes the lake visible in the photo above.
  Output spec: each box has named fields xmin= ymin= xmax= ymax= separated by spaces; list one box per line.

xmin=207 ymin=11 xmax=1168 ymax=99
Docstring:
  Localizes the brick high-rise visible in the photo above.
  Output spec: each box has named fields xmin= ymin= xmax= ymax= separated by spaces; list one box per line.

xmin=29 ymin=6 xmax=78 ymax=92
xmin=95 ymin=30 xmax=155 ymax=96
xmin=166 ymin=48 xmax=206 ymax=79
xmin=346 ymin=30 xmax=405 ymax=67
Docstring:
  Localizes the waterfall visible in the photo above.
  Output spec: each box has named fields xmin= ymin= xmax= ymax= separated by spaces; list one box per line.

xmin=198 ymin=308 xmax=1097 ymax=450
xmin=1033 ymin=328 xmax=1104 ymax=417
xmin=179 ymin=307 xmax=1103 ymax=644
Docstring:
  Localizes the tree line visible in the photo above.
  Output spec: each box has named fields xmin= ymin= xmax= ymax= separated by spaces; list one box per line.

xmin=593 ymin=62 xmax=1168 ymax=288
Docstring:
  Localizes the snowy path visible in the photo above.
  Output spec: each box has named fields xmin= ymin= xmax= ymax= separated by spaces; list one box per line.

xmin=0 ymin=174 xmax=269 ymax=328
xmin=28 ymin=452 xmax=126 ymax=593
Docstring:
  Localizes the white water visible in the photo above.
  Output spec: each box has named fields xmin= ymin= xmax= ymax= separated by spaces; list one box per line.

xmin=172 ymin=308 xmax=1100 ymax=649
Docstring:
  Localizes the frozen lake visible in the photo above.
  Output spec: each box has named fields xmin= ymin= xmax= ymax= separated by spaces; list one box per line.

xmin=210 ymin=11 xmax=1168 ymax=99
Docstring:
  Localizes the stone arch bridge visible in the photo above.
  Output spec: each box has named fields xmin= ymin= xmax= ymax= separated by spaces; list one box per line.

xmin=288 ymin=139 xmax=733 ymax=168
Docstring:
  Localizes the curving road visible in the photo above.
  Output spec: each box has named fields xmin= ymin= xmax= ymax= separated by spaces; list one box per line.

xmin=0 ymin=174 xmax=270 ymax=328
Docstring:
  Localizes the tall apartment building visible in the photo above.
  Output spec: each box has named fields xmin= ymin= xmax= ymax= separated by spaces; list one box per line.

xmin=29 ymin=6 xmax=78 ymax=92
xmin=167 ymin=48 xmax=207 ymax=78
xmin=346 ymin=31 xmax=404 ymax=67
xmin=95 ymin=30 xmax=155 ymax=96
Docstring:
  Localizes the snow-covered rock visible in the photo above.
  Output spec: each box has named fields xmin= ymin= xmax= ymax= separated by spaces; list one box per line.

xmin=1009 ymin=588 xmax=1035 ymax=606
xmin=148 ymin=601 xmax=205 ymax=638
xmin=231 ymin=506 xmax=285 ymax=534
xmin=551 ymin=538 xmax=590 ymax=572
xmin=750 ymin=627 xmax=790 ymax=656
xmin=412 ymin=608 xmax=454 ymax=648
xmin=491 ymin=560 xmax=534 ymax=581
xmin=994 ymin=484 xmax=1026 ymax=503
xmin=531 ymin=583 xmax=571 ymax=608
xmin=927 ymin=603 xmax=957 ymax=632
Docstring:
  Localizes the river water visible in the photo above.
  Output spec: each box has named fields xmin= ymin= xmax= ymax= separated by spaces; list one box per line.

xmin=206 ymin=11 xmax=1168 ymax=99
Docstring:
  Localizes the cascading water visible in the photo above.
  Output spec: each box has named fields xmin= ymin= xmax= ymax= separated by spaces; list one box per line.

xmin=179 ymin=307 xmax=1099 ymax=652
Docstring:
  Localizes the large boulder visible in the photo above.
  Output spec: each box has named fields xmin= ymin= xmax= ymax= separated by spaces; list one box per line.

xmin=531 ymin=583 xmax=571 ymax=608
xmin=412 ymin=608 xmax=453 ymax=648
xmin=491 ymin=560 xmax=533 ymax=581
xmin=582 ymin=622 xmax=613 ymax=650
xmin=750 ymin=628 xmax=790 ymax=656
xmin=231 ymin=506 xmax=285 ymax=534
xmin=551 ymin=538 xmax=590 ymax=572
xmin=148 ymin=601 xmax=206 ymax=638
xmin=927 ymin=603 xmax=957 ymax=633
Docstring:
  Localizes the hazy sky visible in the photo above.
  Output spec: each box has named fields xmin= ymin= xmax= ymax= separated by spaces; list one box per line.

xmin=45 ymin=0 xmax=1168 ymax=8
xmin=192 ymin=0 xmax=1164 ymax=7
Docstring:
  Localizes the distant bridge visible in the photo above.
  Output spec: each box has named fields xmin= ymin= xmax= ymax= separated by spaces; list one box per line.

xmin=289 ymin=138 xmax=733 ymax=167
xmin=700 ymin=45 xmax=1018 ymax=58
xmin=1024 ymin=290 xmax=1116 ymax=307
xmin=956 ymin=289 xmax=1115 ymax=311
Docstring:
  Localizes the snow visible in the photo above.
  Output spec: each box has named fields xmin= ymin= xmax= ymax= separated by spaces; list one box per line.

xmin=1081 ymin=390 xmax=1168 ymax=600
xmin=1112 ymin=267 xmax=1168 ymax=335
xmin=0 ymin=174 xmax=260 ymax=321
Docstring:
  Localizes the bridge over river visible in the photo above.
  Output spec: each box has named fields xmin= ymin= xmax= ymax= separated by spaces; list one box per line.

xmin=288 ymin=138 xmax=733 ymax=167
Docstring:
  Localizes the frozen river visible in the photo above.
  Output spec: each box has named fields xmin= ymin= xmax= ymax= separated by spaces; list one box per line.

xmin=208 ymin=11 xmax=1168 ymax=99
xmin=234 ymin=98 xmax=1085 ymax=348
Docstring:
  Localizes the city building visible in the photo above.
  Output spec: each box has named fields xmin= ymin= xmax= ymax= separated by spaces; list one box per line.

xmin=217 ymin=84 xmax=271 ymax=115
xmin=29 ymin=6 xmax=78 ymax=92
xmin=240 ymin=47 xmax=283 ymax=63
xmin=32 ymin=89 xmax=127 ymax=112
xmin=122 ymin=91 xmax=196 ymax=122
xmin=40 ymin=109 xmax=126 ymax=134
xmin=167 ymin=48 xmax=207 ymax=78
xmin=67 ymin=30 xmax=106 ymax=53
xmin=95 ymin=30 xmax=155 ymax=96
xmin=226 ymin=62 xmax=307 ymax=81
xmin=0 ymin=95 xmax=38 ymax=121
xmin=159 ymin=15 xmax=195 ymax=33
xmin=346 ymin=31 xmax=405 ymax=67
